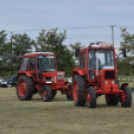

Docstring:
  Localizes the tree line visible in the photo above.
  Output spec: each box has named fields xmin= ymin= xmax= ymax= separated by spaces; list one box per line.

xmin=0 ymin=28 xmax=134 ymax=77
xmin=0 ymin=28 xmax=77 ymax=77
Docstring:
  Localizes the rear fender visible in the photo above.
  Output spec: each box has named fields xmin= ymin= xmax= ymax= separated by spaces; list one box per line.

xmin=73 ymin=69 xmax=85 ymax=81
xmin=17 ymin=72 xmax=32 ymax=78
xmin=120 ymin=83 xmax=129 ymax=90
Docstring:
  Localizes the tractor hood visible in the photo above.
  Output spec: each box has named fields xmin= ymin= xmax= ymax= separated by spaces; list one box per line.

xmin=40 ymin=71 xmax=65 ymax=84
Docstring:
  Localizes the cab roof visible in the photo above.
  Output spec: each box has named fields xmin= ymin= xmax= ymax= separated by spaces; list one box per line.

xmin=24 ymin=52 xmax=54 ymax=56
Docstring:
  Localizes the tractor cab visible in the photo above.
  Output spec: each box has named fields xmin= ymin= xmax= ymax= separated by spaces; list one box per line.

xmin=73 ymin=42 xmax=132 ymax=108
xmin=17 ymin=51 xmax=72 ymax=102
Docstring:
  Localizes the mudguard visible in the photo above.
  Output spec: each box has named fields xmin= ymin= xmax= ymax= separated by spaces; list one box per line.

xmin=73 ymin=69 xmax=85 ymax=78
xmin=120 ymin=83 xmax=129 ymax=90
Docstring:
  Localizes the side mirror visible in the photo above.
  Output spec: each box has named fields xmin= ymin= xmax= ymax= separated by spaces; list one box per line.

xmin=75 ymin=48 xmax=80 ymax=57
xmin=122 ymin=48 xmax=127 ymax=58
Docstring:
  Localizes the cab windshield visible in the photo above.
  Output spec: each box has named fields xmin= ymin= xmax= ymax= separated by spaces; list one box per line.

xmin=37 ymin=55 xmax=56 ymax=72
xmin=88 ymin=49 xmax=114 ymax=70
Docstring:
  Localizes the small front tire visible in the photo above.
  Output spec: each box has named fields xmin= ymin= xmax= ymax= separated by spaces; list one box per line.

xmin=66 ymin=84 xmax=73 ymax=100
xmin=105 ymin=95 xmax=118 ymax=106
xmin=41 ymin=86 xmax=52 ymax=102
xmin=87 ymin=87 xmax=96 ymax=108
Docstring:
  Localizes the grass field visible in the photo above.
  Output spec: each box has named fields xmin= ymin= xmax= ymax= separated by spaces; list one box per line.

xmin=0 ymin=87 xmax=134 ymax=134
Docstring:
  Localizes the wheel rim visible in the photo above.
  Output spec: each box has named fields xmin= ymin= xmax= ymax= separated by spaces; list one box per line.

xmin=87 ymin=92 xmax=90 ymax=105
xmin=18 ymin=79 xmax=26 ymax=97
xmin=42 ymin=90 xmax=47 ymax=100
xmin=73 ymin=80 xmax=78 ymax=102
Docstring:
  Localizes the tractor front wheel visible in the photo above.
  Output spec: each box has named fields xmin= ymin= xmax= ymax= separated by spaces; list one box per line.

xmin=66 ymin=84 xmax=73 ymax=100
xmin=41 ymin=86 xmax=52 ymax=102
xmin=17 ymin=75 xmax=34 ymax=100
xmin=121 ymin=86 xmax=132 ymax=107
xmin=87 ymin=87 xmax=96 ymax=108
xmin=105 ymin=95 xmax=118 ymax=106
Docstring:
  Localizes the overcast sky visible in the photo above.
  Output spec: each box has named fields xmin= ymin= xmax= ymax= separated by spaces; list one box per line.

xmin=0 ymin=0 xmax=134 ymax=48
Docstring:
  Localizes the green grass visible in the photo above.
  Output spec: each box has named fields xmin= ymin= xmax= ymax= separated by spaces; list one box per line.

xmin=0 ymin=87 xmax=134 ymax=134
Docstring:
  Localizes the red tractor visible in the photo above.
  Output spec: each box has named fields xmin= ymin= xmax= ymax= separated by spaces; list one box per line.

xmin=73 ymin=42 xmax=132 ymax=108
xmin=16 ymin=51 xmax=73 ymax=101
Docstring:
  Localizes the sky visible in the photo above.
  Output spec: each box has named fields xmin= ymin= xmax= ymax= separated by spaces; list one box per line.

xmin=0 ymin=0 xmax=134 ymax=49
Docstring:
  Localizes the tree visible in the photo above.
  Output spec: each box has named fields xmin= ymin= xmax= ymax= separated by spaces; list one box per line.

xmin=70 ymin=42 xmax=86 ymax=67
xmin=0 ymin=30 xmax=7 ymax=73
xmin=12 ymin=33 xmax=34 ymax=71
xmin=0 ymin=32 xmax=34 ymax=75
xmin=34 ymin=28 xmax=75 ymax=76
xmin=119 ymin=28 xmax=134 ymax=75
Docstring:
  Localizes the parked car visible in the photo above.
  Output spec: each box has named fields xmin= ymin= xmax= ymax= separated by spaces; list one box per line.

xmin=1 ymin=75 xmax=18 ymax=88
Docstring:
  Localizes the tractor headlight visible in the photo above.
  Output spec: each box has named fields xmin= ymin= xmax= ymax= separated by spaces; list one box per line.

xmin=105 ymin=81 xmax=108 ymax=84
xmin=111 ymin=81 xmax=114 ymax=84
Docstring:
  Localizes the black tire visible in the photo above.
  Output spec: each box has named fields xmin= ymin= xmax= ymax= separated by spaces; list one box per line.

xmin=121 ymin=86 xmax=132 ymax=107
xmin=105 ymin=95 xmax=118 ymax=106
xmin=66 ymin=84 xmax=73 ymax=100
xmin=41 ymin=86 xmax=52 ymax=102
xmin=73 ymin=74 xmax=86 ymax=106
xmin=52 ymin=90 xmax=57 ymax=100
xmin=16 ymin=75 xmax=34 ymax=100
xmin=87 ymin=87 xmax=96 ymax=108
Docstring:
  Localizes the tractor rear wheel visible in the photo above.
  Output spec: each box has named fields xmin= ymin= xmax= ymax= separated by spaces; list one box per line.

xmin=87 ymin=87 xmax=96 ymax=108
xmin=66 ymin=84 xmax=73 ymax=100
xmin=121 ymin=86 xmax=132 ymax=107
xmin=17 ymin=75 xmax=34 ymax=100
xmin=105 ymin=95 xmax=118 ymax=106
xmin=41 ymin=86 xmax=52 ymax=102
xmin=73 ymin=74 xmax=86 ymax=106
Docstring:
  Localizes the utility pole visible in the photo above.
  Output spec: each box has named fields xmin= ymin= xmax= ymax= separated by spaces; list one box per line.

xmin=11 ymin=33 xmax=13 ymax=75
xmin=110 ymin=25 xmax=115 ymax=47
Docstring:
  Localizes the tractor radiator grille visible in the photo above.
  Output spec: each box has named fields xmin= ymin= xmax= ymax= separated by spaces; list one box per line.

xmin=105 ymin=71 xmax=115 ymax=79
xmin=57 ymin=79 xmax=64 ymax=83
xmin=57 ymin=73 xmax=64 ymax=79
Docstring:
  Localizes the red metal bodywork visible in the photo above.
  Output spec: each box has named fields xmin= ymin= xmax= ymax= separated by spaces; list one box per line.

xmin=73 ymin=46 xmax=127 ymax=102
xmin=17 ymin=52 xmax=69 ymax=92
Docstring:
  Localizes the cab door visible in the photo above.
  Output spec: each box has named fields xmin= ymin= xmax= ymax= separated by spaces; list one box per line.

xmin=28 ymin=56 xmax=38 ymax=81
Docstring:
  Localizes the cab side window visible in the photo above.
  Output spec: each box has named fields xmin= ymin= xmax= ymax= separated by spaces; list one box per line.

xmin=29 ymin=57 xmax=36 ymax=71
xmin=83 ymin=52 xmax=86 ymax=69
xmin=20 ymin=58 xmax=28 ymax=70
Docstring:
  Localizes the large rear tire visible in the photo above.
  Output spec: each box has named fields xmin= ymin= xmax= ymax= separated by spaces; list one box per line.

xmin=41 ymin=86 xmax=52 ymax=102
xmin=66 ymin=84 xmax=73 ymax=100
xmin=87 ymin=87 xmax=96 ymax=108
xmin=73 ymin=74 xmax=86 ymax=106
xmin=121 ymin=86 xmax=132 ymax=107
xmin=17 ymin=75 xmax=34 ymax=100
